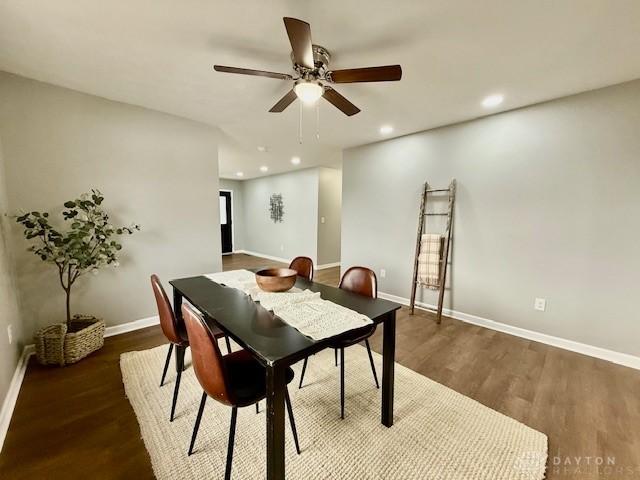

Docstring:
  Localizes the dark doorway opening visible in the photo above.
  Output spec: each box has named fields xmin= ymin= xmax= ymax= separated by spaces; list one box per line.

xmin=220 ymin=190 xmax=232 ymax=254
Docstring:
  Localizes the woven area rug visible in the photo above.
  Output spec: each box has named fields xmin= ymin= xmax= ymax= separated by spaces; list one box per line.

xmin=121 ymin=343 xmax=547 ymax=479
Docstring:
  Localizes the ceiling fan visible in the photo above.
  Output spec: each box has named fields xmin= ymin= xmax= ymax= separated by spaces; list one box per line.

xmin=214 ymin=17 xmax=402 ymax=116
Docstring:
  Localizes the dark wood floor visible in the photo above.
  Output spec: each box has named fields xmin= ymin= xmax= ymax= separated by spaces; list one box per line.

xmin=2 ymin=253 xmax=639 ymax=479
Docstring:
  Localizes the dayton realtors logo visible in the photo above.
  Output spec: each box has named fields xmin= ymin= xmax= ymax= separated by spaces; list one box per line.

xmin=550 ymin=456 xmax=640 ymax=477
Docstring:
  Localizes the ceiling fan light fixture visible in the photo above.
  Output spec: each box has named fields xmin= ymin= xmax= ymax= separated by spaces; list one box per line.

xmin=294 ymin=81 xmax=323 ymax=104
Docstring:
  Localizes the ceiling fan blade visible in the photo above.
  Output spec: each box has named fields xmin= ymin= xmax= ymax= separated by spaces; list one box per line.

xmin=269 ymin=89 xmax=297 ymax=112
xmin=283 ymin=17 xmax=314 ymax=69
xmin=214 ymin=65 xmax=292 ymax=80
xmin=328 ymin=65 xmax=402 ymax=83
xmin=323 ymin=87 xmax=361 ymax=116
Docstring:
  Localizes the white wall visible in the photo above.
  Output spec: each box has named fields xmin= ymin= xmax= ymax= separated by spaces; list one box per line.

xmin=241 ymin=169 xmax=319 ymax=264
xmin=317 ymin=167 xmax=342 ymax=266
xmin=0 ymin=137 xmax=25 ymax=416
xmin=0 ymin=72 xmax=222 ymax=336
xmin=342 ymin=79 xmax=640 ymax=357
xmin=219 ymin=178 xmax=245 ymax=252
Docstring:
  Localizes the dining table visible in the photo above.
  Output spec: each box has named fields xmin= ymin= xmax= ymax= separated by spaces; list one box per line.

xmin=170 ymin=270 xmax=402 ymax=480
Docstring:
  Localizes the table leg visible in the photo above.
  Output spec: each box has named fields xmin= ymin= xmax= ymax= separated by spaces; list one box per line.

xmin=266 ymin=363 xmax=286 ymax=480
xmin=173 ymin=288 xmax=183 ymax=322
xmin=381 ymin=310 xmax=396 ymax=427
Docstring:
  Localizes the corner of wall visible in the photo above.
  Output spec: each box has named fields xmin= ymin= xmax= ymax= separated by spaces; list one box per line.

xmin=0 ymin=133 xmax=28 ymax=418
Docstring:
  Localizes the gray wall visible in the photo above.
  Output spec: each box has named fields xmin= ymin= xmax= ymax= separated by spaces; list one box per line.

xmin=0 ymin=137 xmax=25 ymax=415
xmin=317 ymin=167 xmax=342 ymax=266
xmin=0 ymin=72 xmax=221 ymax=336
xmin=241 ymin=169 xmax=319 ymax=264
xmin=342 ymin=79 xmax=640 ymax=357
xmin=219 ymin=178 xmax=245 ymax=252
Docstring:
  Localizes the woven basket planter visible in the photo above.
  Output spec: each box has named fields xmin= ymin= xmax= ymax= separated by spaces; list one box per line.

xmin=34 ymin=315 xmax=105 ymax=366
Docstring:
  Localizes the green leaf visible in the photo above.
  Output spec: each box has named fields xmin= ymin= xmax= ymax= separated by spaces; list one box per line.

xmin=64 ymin=201 xmax=76 ymax=208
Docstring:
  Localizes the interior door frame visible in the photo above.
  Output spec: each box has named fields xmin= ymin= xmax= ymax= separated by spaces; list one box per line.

xmin=219 ymin=189 xmax=234 ymax=255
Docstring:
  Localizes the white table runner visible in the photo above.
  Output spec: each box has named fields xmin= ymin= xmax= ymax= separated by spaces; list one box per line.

xmin=204 ymin=270 xmax=373 ymax=340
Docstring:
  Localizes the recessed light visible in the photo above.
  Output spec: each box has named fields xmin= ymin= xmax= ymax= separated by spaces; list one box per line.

xmin=482 ymin=94 xmax=504 ymax=108
xmin=257 ymin=146 xmax=267 ymax=152
xmin=260 ymin=166 xmax=268 ymax=173
xmin=236 ymin=172 xmax=244 ymax=177
xmin=380 ymin=125 xmax=394 ymax=135
xmin=291 ymin=156 xmax=301 ymax=165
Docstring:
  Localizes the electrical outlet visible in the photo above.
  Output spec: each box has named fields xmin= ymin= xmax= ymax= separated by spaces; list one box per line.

xmin=7 ymin=324 xmax=13 ymax=344
xmin=280 ymin=244 xmax=284 ymax=252
xmin=321 ymin=216 xmax=325 ymax=224
xmin=380 ymin=269 xmax=386 ymax=279
xmin=534 ymin=298 xmax=546 ymax=312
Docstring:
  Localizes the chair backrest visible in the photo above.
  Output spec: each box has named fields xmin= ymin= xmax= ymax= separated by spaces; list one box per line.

xmin=339 ymin=266 xmax=377 ymax=299
xmin=181 ymin=303 xmax=234 ymax=406
xmin=150 ymin=274 xmax=183 ymax=344
xmin=289 ymin=256 xmax=314 ymax=281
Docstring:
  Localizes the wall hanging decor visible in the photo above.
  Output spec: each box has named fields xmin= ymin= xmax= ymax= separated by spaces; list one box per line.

xmin=269 ymin=193 xmax=284 ymax=223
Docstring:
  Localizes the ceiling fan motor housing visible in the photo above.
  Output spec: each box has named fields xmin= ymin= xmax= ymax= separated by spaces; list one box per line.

xmin=291 ymin=44 xmax=331 ymax=80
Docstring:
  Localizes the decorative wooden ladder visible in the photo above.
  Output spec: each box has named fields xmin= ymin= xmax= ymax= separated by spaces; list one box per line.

xmin=409 ymin=179 xmax=456 ymax=323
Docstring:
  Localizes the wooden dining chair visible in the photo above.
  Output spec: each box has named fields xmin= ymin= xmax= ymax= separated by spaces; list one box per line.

xmin=150 ymin=274 xmax=231 ymax=422
xmin=297 ymin=267 xmax=379 ymax=419
xmin=182 ymin=303 xmax=301 ymax=480
xmin=289 ymin=256 xmax=314 ymax=281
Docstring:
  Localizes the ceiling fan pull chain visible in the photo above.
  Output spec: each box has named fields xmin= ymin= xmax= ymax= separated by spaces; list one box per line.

xmin=316 ymin=102 xmax=320 ymax=140
xmin=298 ymin=101 xmax=303 ymax=144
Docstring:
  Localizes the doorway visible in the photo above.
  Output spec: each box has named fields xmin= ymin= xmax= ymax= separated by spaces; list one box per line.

xmin=219 ymin=190 xmax=233 ymax=254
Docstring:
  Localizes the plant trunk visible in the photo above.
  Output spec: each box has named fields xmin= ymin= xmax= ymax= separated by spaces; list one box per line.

xmin=65 ymin=287 xmax=71 ymax=325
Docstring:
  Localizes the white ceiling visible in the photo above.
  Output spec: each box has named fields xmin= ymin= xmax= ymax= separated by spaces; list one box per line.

xmin=2 ymin=1 xmax=640 ymax=179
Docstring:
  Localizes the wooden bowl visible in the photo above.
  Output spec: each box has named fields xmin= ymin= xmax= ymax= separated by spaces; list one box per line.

xmin=255 ymin=268 xmax=297 ymax=292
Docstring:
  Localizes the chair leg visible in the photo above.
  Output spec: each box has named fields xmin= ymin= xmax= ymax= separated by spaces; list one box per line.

xmin=170 ymin=345 xmax=186 ymax=422
xmin=334 ymin=348 xmax=338 ymax=366
xmin=224 ymin=407 xmax=238 ymax=480
xmin=159 ymin=343 xmax=174 ymax=387
xmin=340 ymin=347 xmax=345 ymax=419
xmin=225 ymin=336 xmax=232 ymax=354
xmin=188 ymin=392 xmax=207 ymax=455
xmin=285 ymin=387 xmax=301 ymax=455
xmin=365 ymin=339 xmax=380 ymax=389
xmin=298 ymin=357 xmax=308 ymax=389
xmin=255 ymin=402 xmax=259 ymax=414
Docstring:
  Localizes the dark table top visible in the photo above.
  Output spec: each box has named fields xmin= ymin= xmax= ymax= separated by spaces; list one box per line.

xmin=170 ymin=273 xmax=401 ymax=366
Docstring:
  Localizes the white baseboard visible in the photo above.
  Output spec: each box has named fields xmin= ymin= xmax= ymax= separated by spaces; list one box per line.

xmin=233 ymin=250 xmax=291 ymax=264
xmin=0 ymin=345 xmax=35 ymax=454
xmin=317 ymin=262 xmax=341 ymax=270
xmin=234 ymin=250 xmax=340 ymax=271
xmin=378 ymin=291 xmax=640 ymax=371
xmin=104 ymin=316 xmax=159 ymax=338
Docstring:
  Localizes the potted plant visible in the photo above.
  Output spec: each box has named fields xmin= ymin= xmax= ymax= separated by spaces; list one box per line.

xmin=16 ymin=190 xmax=139 ymax=366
